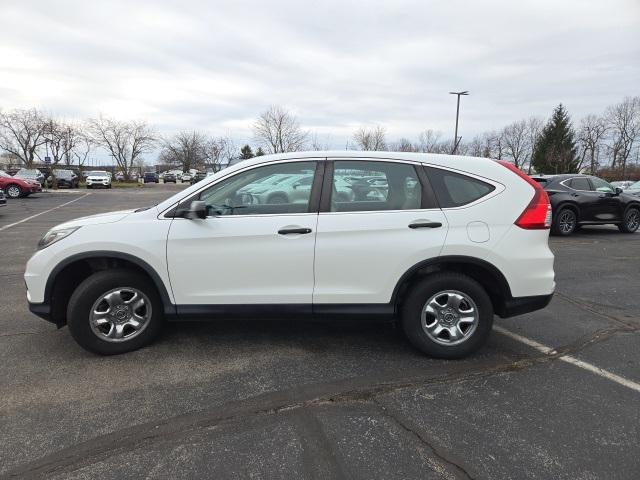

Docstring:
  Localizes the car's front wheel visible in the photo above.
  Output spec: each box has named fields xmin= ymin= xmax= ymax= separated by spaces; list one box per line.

xmin=401 ymin=273 xmax=493 ymax=359
xmin=551 ymin=207 xmax=577 ymax=236
xmin=619 ymin=207 xmax=640 ymax=233
xmin=67 ymin=269 xmax=164 ymax=355
xmin=5 ymin=184 xmax=22 ymax=198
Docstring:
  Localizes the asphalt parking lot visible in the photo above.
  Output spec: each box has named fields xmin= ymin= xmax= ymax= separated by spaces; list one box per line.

xmin=1 ymin=185 xmax=639 ymax=479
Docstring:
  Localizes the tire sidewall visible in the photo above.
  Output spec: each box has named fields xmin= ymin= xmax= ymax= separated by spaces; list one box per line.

xmin=401 ymin=274 xmax=494 ymax=359
xmin=67 ymin=270 xmax=164 ymax=355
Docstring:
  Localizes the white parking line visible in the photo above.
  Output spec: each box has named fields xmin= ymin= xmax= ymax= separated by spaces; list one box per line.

xmin=494 ymin=325 xmax=640 ymax=393
xmin=0 ymin=193 xmax=91 ymax=232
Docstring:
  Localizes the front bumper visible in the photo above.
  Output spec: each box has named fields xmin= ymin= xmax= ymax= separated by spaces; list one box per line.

xmin=87 ymin=180 xmax=111 ymax=187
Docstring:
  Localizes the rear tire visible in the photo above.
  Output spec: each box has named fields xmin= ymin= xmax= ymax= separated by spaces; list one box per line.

xmin=401 ymin=273 xmax=493 ymax=359
xmin=551 ymin=207 xmax=577 ymax=236
xmin=67 ymin=269 xmax=164 ymax=355
xmin=619 ymin=207 xmax=640 ymax=233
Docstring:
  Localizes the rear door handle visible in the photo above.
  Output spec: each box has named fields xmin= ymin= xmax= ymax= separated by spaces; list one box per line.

xmin=409 ymin=222 xmax=442 ymax=229
xmin=278 ymin=227 xmax=312 ymax=235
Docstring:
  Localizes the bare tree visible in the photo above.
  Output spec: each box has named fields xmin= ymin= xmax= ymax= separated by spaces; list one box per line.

xmin=416 ymin=129 xmax=451 ymax=154
xmin=526 ymin=117 xmax=544 ymax=173
xmin=160 ymin=131 xmax=208 ymax=172
xmin=88 ymin=115 xmax=156 ymax=180
xmin=577 ymin=114 xmax=608 ymax=174
xmin=0 ymin=108 xmax=49 ymax=168
xmin=501 ymin=119 xmax=530 ymax=169
xmin=605 ymin=96 xmax=640 ymax=176
xmin=391 ymin=137 xmax=417 ymax=152
xmin=310 ymin=132 xmax=331 ymax=151
xmin=253 ymin=106 xmax=308 ymax=153
xmin=353 ymin=126 xmax=387 ymax=151
xmin=204 ymin=136 xmax=235 ymax=172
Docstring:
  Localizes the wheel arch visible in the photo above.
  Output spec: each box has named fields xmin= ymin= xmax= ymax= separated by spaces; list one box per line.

xmin=45 ymin=251 xmax=175 ymax=326
xmin=392 ymin=256 xmax=513 ymax=317
xmin=554 ymin=201 xmax=580 ymax=220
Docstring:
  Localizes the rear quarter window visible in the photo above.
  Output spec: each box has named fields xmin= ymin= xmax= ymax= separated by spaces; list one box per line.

xmin=425 ymin=166 xmax=495 ymax=208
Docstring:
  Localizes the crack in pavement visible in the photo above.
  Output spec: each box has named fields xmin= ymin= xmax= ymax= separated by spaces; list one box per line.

xmin=372 ymin=398 xmax=475 ymax=480
xmin=3 ymin=321 xmax=628 ymax=480
xmin=554 ymin=290 xmax=639 ymax=328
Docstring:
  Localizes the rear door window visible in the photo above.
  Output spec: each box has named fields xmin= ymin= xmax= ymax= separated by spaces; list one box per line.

xmin=424 ymin=167 xmax=495 ymax=208
xmin=568 ymin=178 xmax=592 ymax=191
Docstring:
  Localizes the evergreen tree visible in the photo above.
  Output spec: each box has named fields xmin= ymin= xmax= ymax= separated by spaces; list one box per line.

xmin=531 ymin=104 xmax=579 ymax=174
xmin=239 ymin=144 xmax=254 ymax=159
xmin=255 ymin=147 xmax=265 ymax=157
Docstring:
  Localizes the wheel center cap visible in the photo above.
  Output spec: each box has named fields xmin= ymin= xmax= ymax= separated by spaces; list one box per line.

xmin=112 ymin=306 xmax=129 ymax=321
xmin=441 ymin=308 xmax=458 ymax=325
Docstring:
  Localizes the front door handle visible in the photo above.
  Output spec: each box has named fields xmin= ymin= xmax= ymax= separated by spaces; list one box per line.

xmin=409 ymin=222 xmax=442 ymax=229
xmin=278 ymin=227 xmax=312 ymax=235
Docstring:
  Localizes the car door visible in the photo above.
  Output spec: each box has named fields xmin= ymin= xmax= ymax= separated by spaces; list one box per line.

xmin=589 ymin=177 xmax=623 ymax=222
xmin=313 ymin=159 xmax=448 ymax=306
xmin=166 ymin=160 xmax=322 ymax=307
xmin=562 ymin=177 xmax=600 ymax=221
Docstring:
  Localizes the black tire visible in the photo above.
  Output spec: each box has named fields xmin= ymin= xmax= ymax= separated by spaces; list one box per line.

xmin=618 ymin=207 xmax=640 ymax=233
xmin=107 ymin=184 xmax=112 ymax=189
xmin=551 ymin=207 xmax=577 ymax=236
xmin=86 ymin=185 xmax=92 ymax=189
xmin=67 ymin=269 xmax=164 ymax=355
xmin=267 ymin=193 xmax=288 ymax=204
xmin=401 ymin=273 xmax=494 ymax=359
xmin=5 ymin=184 xmax=22 ymax=199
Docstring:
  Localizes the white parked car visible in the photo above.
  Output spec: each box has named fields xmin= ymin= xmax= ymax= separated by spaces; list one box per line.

xmin=25 ymin=152 xmax=555 ymax=357
xmin=180 ymin=172 xmax=193 ymax=183
xmin=86 ymin=171 xmax=112 ymax=189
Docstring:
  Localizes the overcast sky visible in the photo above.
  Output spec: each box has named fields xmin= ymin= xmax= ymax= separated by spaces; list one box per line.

xmin=1 ymin=0 xmax=639 ymax=151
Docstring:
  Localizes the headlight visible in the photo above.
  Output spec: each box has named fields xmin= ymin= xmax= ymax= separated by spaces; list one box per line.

xmin=37 ymin=226 xmax=80 ymax=250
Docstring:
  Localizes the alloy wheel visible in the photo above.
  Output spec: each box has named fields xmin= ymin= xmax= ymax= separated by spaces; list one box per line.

xmin=6 ymin=185 xmax=21 ymax=198
xmin=89 ymin=288 xmax=152 ymax=342
xmin=558 ymin=210 xmax=576 ymax=234
xmin=627 ymin=209 xmax=640 ymax=231
xmin=421 ymin=290 xmax=479 ymax=346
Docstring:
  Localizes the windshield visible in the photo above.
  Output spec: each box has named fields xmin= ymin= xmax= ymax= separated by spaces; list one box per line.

xmin=88 ymin=171 xmax=108 ymax=176
xmin=628 ymin=181 xmax=640 ymax=190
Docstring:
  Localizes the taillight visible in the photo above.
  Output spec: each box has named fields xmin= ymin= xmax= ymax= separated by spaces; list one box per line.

xmin=497 ymin=161 xmax=552 ymax=230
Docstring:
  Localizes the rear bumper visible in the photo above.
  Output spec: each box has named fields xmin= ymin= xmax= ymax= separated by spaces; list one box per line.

xmin=500 ymin=293 xmax=553 ymax=318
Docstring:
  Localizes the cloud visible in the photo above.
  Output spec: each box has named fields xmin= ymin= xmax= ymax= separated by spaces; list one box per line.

xmin=1 ymin=0 xmax=638 ymax=157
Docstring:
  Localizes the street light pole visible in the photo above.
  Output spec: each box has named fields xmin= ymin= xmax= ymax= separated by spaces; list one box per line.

xmin=449 ymin=91 xmax=469 ymax=154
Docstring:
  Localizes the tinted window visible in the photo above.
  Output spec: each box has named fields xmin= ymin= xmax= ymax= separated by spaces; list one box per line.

xmin=198 ymin=162 xmax=316 ymax=216
xmin=331 ymin=161 xmax=421 ymax=212
xmin=426 ymin=167 xmax=495 ymax=208
xmin=590 ymin=177 xmax=614 ymax=193
xmin=568 ymin=177 xmax=591 ymax=191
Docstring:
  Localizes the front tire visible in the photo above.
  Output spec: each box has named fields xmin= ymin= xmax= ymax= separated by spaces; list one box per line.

xmin=67 ymin=269 xmax=164 ymax=355
xmin=619 ymin=207 xmax=640 ymax=233
xmin=551 ymin=207 xmax=577 ymax=236
xmin=5 ymin=184 xmax=22 ymax=199
xmin=401 ymin=273 xmax=493 ymax=359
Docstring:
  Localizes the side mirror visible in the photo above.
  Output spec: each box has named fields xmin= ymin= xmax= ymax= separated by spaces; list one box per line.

xmin=292 ymin=182 xmax=300 ymax=190
xmin=615 ymin=187 xmax=623 ymax=195
xmin=186 ymin=200 xmax=207 ymax=219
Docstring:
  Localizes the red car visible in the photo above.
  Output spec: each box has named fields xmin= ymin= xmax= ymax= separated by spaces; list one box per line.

xmin=0 ymin=170 xmax=42 ymax=198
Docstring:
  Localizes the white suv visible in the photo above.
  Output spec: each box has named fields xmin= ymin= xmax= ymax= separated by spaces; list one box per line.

xmin=86 ymin=171 xmax=112 ymax=189
xmin=25 ymin=152 xmax=555 ymax=357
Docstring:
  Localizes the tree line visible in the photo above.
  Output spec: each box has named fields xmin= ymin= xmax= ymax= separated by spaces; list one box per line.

xmin=1 ymin=96 xmax=638 ymax=180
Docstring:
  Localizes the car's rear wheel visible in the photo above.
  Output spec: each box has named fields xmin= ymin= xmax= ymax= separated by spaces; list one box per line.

xmin=5 ymin=184 xmax=22 ymax=199
xmin=67 ymin=269 xmax=164 ymax=355
xmin=619 ymin=207 xmax=640 ymax=233
xmin=552 ymin=208 xmax=577 ymax=236
xmin=401 ymin=273 xmax=493 ymax=358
